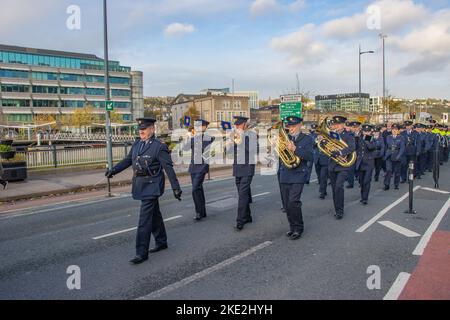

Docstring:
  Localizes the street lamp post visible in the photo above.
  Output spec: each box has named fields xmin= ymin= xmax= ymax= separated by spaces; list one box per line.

xmin=103 ymin=0 xmax=113 ymax=197
xmin=359 ymin=44 xmax=374 ymax=114
xmin=379 ymin=33 xmax=388 ymax=122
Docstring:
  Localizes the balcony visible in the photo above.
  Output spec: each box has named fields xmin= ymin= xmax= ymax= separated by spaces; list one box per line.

xmin=0 ymin=92 xmax=32 ymax=99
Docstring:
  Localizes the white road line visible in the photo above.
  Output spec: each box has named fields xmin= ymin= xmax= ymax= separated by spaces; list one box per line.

xmin=413 ymin=196 xmax=450 ymax=256
xmin=378 ymin=221 xmax=421 ymax=238
xmin=137 ymin=241 xmax=273 ymax=300
xmin=0 ymin=194 xmax=130 ymax=220
xmin=383 ymin=272 xmax=411 ymax=300
xmin=253 ymin=192 xmax=271 ymax=198
xmin=92 ymin=215 xmax=183 ymax=240
xmin=420 ymin=187 xmax=450 ymax=194
xmin=356 ymin=186 xmax=421 ymax=233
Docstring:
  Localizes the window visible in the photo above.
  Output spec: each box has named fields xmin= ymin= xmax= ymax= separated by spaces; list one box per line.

xmin=86 ymin=88 xmax=105 ymax=96
xmin=7 ymin=114 xmax=32 ymax=122
xmin=61 ymin=100 xmax=84 ymax=108
xmin=60 ymin=87 xmax=84 ymax=95
xmin=85 ymin=75 xmax=104 ymax=83
xmin=2 ymin=99 xmax=31 ymax=107
xmin=1 ymin=84 xmax=29 ymax=92
xmin=59 ymin=73 xmax=84 ymax=82
xmin=111 ymin=89 xmax=130 ymax=97
xmin=32 ymin=86 xmax=58 ymax=94
xmin=89 ymin=101 xmax=105 ymax=108
xmin=114 ymin=102 xmax=131 ymax=108
xmin=32 ymin=71 xmax=58 ymax=81
xmin=33 ymin=100 xmax=58 ymax=107
xmin=0 ymin=69 xmax=29 ymax=78
xmin=110 ymin=77 xmax=130 ymax=85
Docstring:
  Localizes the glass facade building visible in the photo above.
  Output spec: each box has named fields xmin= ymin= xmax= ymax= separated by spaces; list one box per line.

xmin=315 ymin=93 xmax=370 ymax=112
xmin=0 ymin=44 xmax=143 ymax=125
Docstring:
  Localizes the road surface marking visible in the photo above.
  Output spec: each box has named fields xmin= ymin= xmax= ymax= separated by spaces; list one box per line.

xmin=413 ymin=197 xmax=450 ymax=256
xmin=0 ymin=194 xmax=131 ymax=219
xmin=253 ymin=192 xmax=271 ymax=198
xmin=137 ymin=241 xmax=273 ymax=300
xmin=93 ymin=215 xmax=183 ymax=240
xmin=378 ymin=221 xmax=421 ymax=238
xmin=356 ymin=186 xmax=421 ymax=233
xmin=420 ymin=187 xmax=450 ymax=194
xmin=383 ymin=272 xmax=411 ymax=300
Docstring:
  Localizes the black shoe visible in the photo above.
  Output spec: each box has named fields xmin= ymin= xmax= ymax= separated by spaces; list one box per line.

xmin=401 ymin=180 xmax=406 ymax=184
xmin=289 ymin=232 xmax=302 ymax=240
xmin=384 ymin=185 xmax=390 ymax=191
xmin=319 ymin=194 xmax=325 ymax=199
xmin=346 ymin=185 xmax=354 ymax=189
xmin=149 ymin=244 xmax=168 ymax=253
xmin=235 ymin=224 xmax=244 ymax=231
xmin=194 ymin=213 xmax=206 ymax=221
xmin=244 ymin=216 xmax=253 ymax=224
xmin=286 ymin=231 xmax=294 ymax=237
xmin=129 ymin=255 xmax=148 ymax=264
xmin=334 ymin=214 xmax=343 ymax=220
xmin=361 ymin=200 xmax=368 ymax=205
xmin=395 ymin=186 xmax=399 ymax=190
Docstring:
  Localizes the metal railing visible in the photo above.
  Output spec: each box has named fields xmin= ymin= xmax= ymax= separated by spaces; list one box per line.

xmin=15 ymin=144 xmax=131 ymax=169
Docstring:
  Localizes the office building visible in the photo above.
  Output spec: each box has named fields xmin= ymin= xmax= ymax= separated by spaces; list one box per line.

xmin=200 ymin=88 xmax=259 ymax=109
xmin=0 ymin=44 xmax=143 ymax=125
xmin=315 ymin=93 xmax=370 ymax=112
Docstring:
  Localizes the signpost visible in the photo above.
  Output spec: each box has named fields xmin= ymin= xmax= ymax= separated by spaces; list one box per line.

xmin=106 ymin=101 xmax=114 ymax=111
xmin=279 ymin=95 xmax=303 ymax=121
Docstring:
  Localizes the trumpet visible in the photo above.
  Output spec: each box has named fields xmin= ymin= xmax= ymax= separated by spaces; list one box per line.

xmin=316 ymin=118 xmax=356 ymax=168
xmin=270 ymin=121 xmax=301 ymax=169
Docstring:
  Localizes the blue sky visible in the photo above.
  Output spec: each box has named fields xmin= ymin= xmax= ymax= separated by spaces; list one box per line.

xmin=1 ymin=0 xmax=450 ymax=99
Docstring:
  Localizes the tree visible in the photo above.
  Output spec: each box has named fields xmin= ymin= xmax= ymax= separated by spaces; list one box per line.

xmin=110 ymin=110 xmax=124 ymax=124
xmin=182 ymin=105 xmax=200 ymax=126
xmin=33 ymin=114 xmax=57 ymax=130
xmin=72 ymin=105 xmax=95 ymax=130
xmin=384 ymin=95 xmax=406 ymax=113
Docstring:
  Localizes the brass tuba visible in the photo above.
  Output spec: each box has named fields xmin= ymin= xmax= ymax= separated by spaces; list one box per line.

xmin=271 ymin=121 xmax=301 ymax=169
xmin=315 ymin=118 xmax=356 ymax=168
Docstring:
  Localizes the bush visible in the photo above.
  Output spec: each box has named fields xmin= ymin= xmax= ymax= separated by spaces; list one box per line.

xmin=0 ymin=144 xmax=13 ymax=152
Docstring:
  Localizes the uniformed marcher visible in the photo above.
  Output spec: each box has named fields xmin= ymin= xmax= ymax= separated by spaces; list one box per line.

xmin=183 ymin=119 xmax=215 ymax=221
xmin=401 ymin=121 xmax=420 ymax=182
xmin=106 ymin=118 xmax=182 ymax=264
xmin=306 ymin=125 xmax=317 ymax=185
xmin=426 ymin=121 xmax=438 ymax=172
xmin=346 ymin=121 xmax=361 ymax=189
xmin=0 ymin=161 xmax=8 ymax=190
xmin=226 ymin=116 xmax=257 ymax=231
xmin=384 ymin=124 xmax=406 ymax=190
xmin=278 ymin=116 xmax=313 ymax=239
xmin=356 ymin=124 xmax=377 ymax=205
xmin=415 ymin=123 xmax=428 ymax=178
xmin=311 ymin=124 xmax=330 ymax=199
xmin=323 ymin=116 xmax=356 ymax=220
xmin=373 ymin=125 xmax=385 ymax=182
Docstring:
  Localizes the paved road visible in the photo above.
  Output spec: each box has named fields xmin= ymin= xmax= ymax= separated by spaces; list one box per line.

xmin=0 ymin=165 xmax=449 ymax=300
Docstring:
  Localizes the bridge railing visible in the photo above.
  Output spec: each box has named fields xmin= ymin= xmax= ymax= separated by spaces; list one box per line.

xmin=15 ymin=144 xmax=131 ymax=169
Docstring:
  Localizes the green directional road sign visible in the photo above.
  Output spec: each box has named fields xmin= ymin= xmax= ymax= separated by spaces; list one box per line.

xmin=106 ymin=101 xmax=114 ymax=111
xmin=280 ymin=102 xmax=302 ymax=121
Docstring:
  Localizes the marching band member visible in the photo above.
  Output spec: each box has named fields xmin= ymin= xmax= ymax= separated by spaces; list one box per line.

xmin=373 ymin=125 xmax=385 ymax=182
xmin=325 ymin=116 xmax=356 ymax=220
xmin=226 ymin=116 xmax=257 ymax=231
xmin=356 ymin=124 xmax=377 ymax=205
xmin=401 ymin=121 xmax=420 ymax=182
xmin=106 ymin=118 xmax=182 ymax=264
xmin=384 ymin=124 xmax=405 ymax=191
xmin=184 ymin=119 xmax=215 ymax=221
xmin=346 ymin=121 xmax=361 ymax=189
xmin=278 ymin=116 xmax=313 ymax=240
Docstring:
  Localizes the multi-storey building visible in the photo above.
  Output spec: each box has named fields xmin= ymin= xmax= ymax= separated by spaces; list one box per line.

xmin=0 ymin=44 xmax=143 ymax=126
xmin=200 ymin=88 xmax=259 ymax=109
xmin=315 ymin=93 xmax=370 ymax=113
xmin=171 ymin=92 xmax=250 ymax=129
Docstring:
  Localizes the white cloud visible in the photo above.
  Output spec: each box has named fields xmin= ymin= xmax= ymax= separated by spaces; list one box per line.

xmin=322 ymin=0 xmax=428 ymax=38
xmin=270 ymin=24 xmax=327 ymax=65
xmin=289 ymin=0 xmax=305 ymax=12
xmin=164 ymin=23 xmax=196 ymax=37
xmin=250 ymin=0 xmax=281 ymax=16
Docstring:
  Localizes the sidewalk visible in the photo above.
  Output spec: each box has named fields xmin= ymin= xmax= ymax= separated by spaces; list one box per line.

xmin=0 ymin=164 xmax=232 ymax=203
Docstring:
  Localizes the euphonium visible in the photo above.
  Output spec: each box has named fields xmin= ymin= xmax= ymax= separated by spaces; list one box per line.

xmin=271 ymin=121 xmax=301 ymax=169
xmin=315 ymin=118 xmax=356 ymax=168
